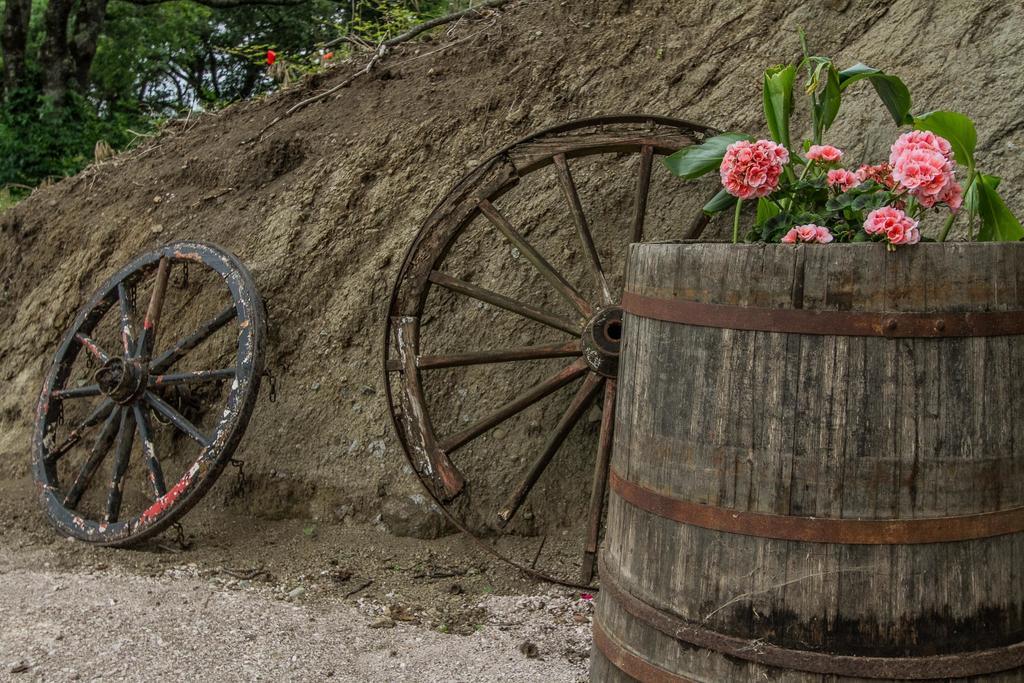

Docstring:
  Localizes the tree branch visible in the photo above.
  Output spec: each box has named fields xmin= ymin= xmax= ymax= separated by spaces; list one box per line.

xmin=124 ymin=0 xmax=309 ymax=6
xmin=256 ymin=0 xmax=515 ymax=139
xmin=322 ymin=0 xmax=513 ymax=50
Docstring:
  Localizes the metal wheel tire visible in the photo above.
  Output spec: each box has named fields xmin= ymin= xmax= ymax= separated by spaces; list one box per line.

xmin=383 ymin=115 xmax=716 ymax=586
xmin=32 ymin=241 xmax=266 ymax=545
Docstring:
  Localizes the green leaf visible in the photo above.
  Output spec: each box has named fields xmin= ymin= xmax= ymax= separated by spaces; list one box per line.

xmin=838 ymin=63 xmax=912 ymax=126
xmin=851 ymin=192 xmax=890 ymax=211
xmin=662 ymin=132 xmax=752 ymax=180
xmin=703 ymin=187 xmax=737 ymax=215
xmin=825 ymin=192 xmax=858 ymax=212
xmin=763 ymin=64 xmax=797 ymax=149
xmin=913 ymin=110 xmax=977 ymax=169
xmin=974 ymin=175 xmax=1024 ymax=241
xmin=963 ymin=174 xmax=1000 ymax=216
xmin=756 ymin=197 xmax=781 ymax=225
xmin=820 ymin=65 xmax=842 ymax=133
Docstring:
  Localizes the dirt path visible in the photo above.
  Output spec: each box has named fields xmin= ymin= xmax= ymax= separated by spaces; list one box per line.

xmin=0 ymin=565 xmax=589 ymax=682
xmin=0 ymin=480 xmax=592 ymax=682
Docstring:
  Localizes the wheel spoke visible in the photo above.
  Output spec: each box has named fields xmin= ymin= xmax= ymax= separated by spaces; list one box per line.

xmin=631 ymin=144 xmax=654 ymax=243
xmin=63 ymin=406 xmax=122 ymax=509
xmin=46 ymin=399 xmax=115 ymax=463
xmin=149 ymin=368 xmax=236 ymax=388
xmin=143 ymin=391 xmax=211 ymax=447
xmin=136 ymin=256 xmax=172 ymax=361
xmin=75 ymin=333 xmax=111 ymax=364
xmin=581 ymin=379 xmax=616 ymax=583
xmin=104 ymin=409 xmax=136 ymax=523
xmin=412 ymin=340 xmax=581 ymax=371
xmin=497 ymin=372 xmax=604 ymax=527
xmin=117 ymin=282 xmax=137 ymax=357
xmin=553 ymin=154 xmax=613 ymax=305
xmin=51 ymin=384 xmax=102 ymax=400
xmin=478 ymin=199 xmax=593 ymax=319
xmin=149 ymin=305 xmax=237 ymax=374
xmin=134 ymin=405 xmax=166 ymax=498
xmin=439 ymin=358 xmax=590 ymax=454
xmin=428 ymin=270 xmax=580 ymax=335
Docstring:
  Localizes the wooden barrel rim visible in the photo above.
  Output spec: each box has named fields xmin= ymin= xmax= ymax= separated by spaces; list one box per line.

xmin=621 ymin=291 xmax=1024 ymax=338
xmin=597 ymin=554 xmax=1024 ymax=679
xmin=592 ymin=617 xmax=697 ymax=683
xmin=610 ymin=469 xmax=1024 ymax=544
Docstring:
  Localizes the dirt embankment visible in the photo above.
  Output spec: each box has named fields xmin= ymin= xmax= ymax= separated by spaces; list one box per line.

xmin=2 ymin=0 xmax=1023 ymax=539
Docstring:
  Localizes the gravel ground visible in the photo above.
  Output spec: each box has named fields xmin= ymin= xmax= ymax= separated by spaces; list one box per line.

xmin=0 ymin=563 xmax=591 ymax=682
xmin=0 ymin=478 xmax=593 ymax=683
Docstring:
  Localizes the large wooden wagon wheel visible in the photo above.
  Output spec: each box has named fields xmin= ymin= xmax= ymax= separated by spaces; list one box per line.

xmin=384 ymin=115 xmax=716 ymax=586
xmin=32 ymin=241 xmax=265 ymax=545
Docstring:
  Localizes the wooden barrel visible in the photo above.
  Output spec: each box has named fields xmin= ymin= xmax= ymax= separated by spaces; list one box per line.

xmin=592 ymin=242 xmax=1024 ymax=682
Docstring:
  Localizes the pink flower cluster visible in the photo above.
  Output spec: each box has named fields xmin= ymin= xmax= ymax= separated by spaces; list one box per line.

xmin=781 ymin=224 xmax=834 ymax=244
xmin=720 ymin=139 xmax=790 ymax=199
xmin=889 ymin=131 xmax=962 ymax=211
xmin=827 ymin=168 xmax=858 ymax=191
xmin=855 ymin=163 xmax=896 ymax=189
xmin=806 ymin=145 xmax=843 ymax=163
xmin=864 ymin=207 xmax=920 ymax=245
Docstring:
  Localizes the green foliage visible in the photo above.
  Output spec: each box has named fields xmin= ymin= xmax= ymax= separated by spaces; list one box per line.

xmin=667 ymin=32 xmax=1023 ymax=244
xmin=837 ymin=63 xmax=913 ymax=126
xmin=662 ymin=132 xmax=750 ymax=179
xmin=762 ymin=65 xmax=796 ymax=150
xmin=0 ymin=89 xmax=148 ymax=186
xmin=913 ymin=110 xmax=977 ymax=169
xmin=702 ymin=188 xmax=736 ymax=215
xmin=0 ymin=1 xmax=459 ymax=190
xmin=971 ymin=174 xmax=1024 ymax=241
xmin=756 ymin=196 xmax=780 ymax=224
xmin=350 ymin=0 xmax=444 ymax=42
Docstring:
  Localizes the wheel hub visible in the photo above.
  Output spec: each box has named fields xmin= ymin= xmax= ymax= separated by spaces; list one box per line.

xmin=581 ymin=306 xmax=623 ymax=378
xmin=95 ymin=357 xmax=147 ymax=404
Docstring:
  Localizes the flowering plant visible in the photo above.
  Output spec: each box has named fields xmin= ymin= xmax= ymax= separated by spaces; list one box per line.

xmin=664 ymin=36 xmax=1023 ymax=247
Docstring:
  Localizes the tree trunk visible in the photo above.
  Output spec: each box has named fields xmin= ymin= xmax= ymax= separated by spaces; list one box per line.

xmin=1 ymin=0 xmax=32 ymax=96
xmin=38 ymin=0 xmax=75 ymax=102
xmin=70 ymin=0 xmax=110 ymax=90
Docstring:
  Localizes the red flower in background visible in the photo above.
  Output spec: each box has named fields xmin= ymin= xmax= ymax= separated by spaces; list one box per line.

xmin=266 ymin=50 xmax=277 ymax=65
xmin=323 ymin=52 xmax=334 ymax=61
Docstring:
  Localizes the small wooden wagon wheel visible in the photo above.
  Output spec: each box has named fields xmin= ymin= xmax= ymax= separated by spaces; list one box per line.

xmin=384 ymin=115 xmax=716 ymax=586
xmin=32 ymin=241 xmax=266 ymax=544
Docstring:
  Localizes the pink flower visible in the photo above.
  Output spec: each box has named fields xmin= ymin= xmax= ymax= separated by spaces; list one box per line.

xmin=782 ymin=224 xmax=833 ymax=244
xmin=889 ymin=131 xmax=957 ymax=205
xmin=827 ymin=169 xmax=859 ymax=192
xmin=796 ymin=224 xmax=819 ymax=242
xmin=720 ymin=139 xmax=790 ymax=200
xmin=580 ymin=593 xmax=594 ymax=601
xmin=855 ymin=163 xmax=896 ymax=189
xmin=806 ymin=145 xmax=844 ymax=163
xmin=864 ymin=207 xmax=920 ymax=245
xmin=938 ymin=178 xmax=963 ymax=212
xmin=891 ymin=130 xmax=952 ymax=160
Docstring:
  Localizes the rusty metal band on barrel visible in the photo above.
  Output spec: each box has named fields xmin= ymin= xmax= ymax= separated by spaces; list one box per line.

xmin=596 ymin=555 xmax=1024 ymax=679
xmin=621 ymin=291 xmax=1024 ymax=337
xmin=609 ymin=469 xmax=1024 ymax=544
xmin=592 ymin=617 xmax=698 ymax=683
